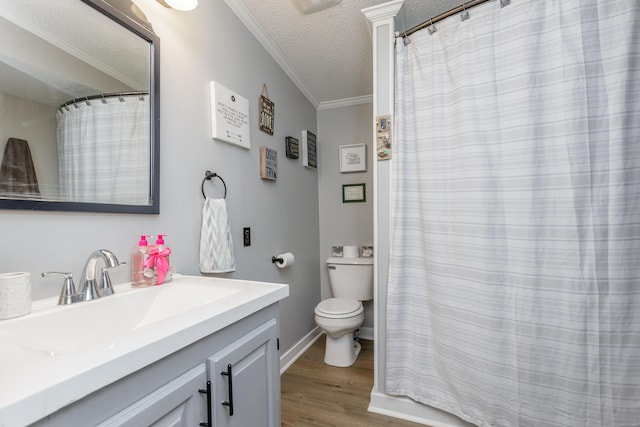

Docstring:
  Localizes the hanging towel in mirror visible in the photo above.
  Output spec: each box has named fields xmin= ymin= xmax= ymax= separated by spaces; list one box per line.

xmin=199 ymin=197 xmax=236 ymax=273
xmin=0 ymin=138 xmax=41 ymax=197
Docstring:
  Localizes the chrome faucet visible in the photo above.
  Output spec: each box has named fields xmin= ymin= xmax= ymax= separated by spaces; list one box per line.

xmin=42 ymin=249 xmax=123 ymax=305
xmin=79 ymin=249 xmax=122 ymax=301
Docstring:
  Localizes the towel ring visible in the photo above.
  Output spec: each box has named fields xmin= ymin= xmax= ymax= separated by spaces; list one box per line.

xmin=201 ymin=171 xmax=227 ymax=199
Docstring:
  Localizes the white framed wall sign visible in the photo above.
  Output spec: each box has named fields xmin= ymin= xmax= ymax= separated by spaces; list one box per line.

xmin=210 ymin=81 xmax=251 ymax=149
xmin=339 ymin=143 xmax=367 ymax=172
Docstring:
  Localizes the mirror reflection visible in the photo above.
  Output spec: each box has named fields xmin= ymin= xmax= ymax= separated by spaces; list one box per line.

xmin=0 ymin=0 xmax=159 ymax=213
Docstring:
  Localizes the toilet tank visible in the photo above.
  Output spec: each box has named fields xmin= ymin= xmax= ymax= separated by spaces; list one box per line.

xmin=326 ymin=257 xmax=373 ymax=301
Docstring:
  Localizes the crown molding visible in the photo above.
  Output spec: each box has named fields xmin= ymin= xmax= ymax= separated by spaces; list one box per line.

xmin=318 ymin=95 xmax=373 ymax=110
xmin=362 ymin=0 xmax=404 ymax=23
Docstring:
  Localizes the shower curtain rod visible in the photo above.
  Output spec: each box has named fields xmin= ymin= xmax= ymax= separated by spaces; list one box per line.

xmin=400 ymin=0 xmax=494 ymax=38
xmin=59 ymin=91 xmax=149 ymax=109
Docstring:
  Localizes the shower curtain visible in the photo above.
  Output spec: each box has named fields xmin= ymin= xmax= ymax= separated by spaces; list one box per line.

xmin=386 ymin=1 xmax=640 ymax=426
xmin=56 ymin=94 xmax=150 ymax=205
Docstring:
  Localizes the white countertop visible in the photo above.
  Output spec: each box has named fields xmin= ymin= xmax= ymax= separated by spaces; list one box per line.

xmin=0 ymin=275 xmax=289 ymax=427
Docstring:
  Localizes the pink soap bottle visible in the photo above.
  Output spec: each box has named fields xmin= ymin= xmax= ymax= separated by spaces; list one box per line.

xmin=153 ymin=234 xmax=172 ymax=284
xmin=131 ymin=235 xmax=153 ymax=287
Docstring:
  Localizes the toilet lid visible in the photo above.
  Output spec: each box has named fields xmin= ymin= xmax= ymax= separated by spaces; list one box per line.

xmin=315 ymin=298 xmax=363 ymax=319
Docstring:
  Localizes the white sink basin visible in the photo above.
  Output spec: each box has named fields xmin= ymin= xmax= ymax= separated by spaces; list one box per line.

xmin=0 ymin=276 xmax=240 ymax=354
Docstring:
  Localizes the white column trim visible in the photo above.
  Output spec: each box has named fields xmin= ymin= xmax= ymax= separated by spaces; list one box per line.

xmin=362 ymin=0 xmax=402 ymax=396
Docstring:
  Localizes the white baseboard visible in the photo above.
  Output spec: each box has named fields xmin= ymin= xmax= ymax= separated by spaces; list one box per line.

xmin=368 ymin=391 xmax=474 ymax=427
xmin=280 ymin=326 xmax=323 ymax=374
xmin=279 ymin=326 xmax=374 ymax=374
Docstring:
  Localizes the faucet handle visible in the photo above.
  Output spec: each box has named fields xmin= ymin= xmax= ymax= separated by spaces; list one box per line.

xmin=42 ymin=272 xmax=77 ymax=305
xmin=98 ymin=261 xmax=126 ymax=297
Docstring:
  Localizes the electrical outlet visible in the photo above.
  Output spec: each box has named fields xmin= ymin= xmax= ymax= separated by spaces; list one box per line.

xmin=243 ymin=227 xmax=251 ymax=247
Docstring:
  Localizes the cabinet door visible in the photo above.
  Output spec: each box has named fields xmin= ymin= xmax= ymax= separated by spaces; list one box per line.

xmin=97 ymin=364 xmax=208 ymax=427
xmin=208 ymin=319 xmax=280 ymax=427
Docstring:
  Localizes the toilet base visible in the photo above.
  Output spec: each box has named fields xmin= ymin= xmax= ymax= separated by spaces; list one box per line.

xmin=323 ymin=333 xmax=362 ymax=367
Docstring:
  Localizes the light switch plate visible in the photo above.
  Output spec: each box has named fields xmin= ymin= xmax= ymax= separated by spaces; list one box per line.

xmin=243 ymin=227 xmax=251 ymax=247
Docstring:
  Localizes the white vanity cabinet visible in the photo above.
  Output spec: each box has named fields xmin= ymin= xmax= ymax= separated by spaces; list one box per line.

xmin=208 ymin=318 xmax=280 ymax=427
xmin=30 ymin=304 xmax=281 ymax=427
xmin=97 ymin=364 xmax=208 ymax=427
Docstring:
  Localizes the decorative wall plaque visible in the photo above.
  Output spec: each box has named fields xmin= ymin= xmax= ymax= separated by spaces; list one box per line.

xmin=259 ymin=84 xmax=274 ymax=135
xmin=301 ymin=130 xmax=317 ymax=169
xmin=285 ymin=136 xmax=299 ymax=159
xmin=342 ymin=183 xmax=366 ymax=203
xmin=376 ymin=114 xmax=392 ymax=160
xmin=210 ymin=81 xmax=250 ymax=149
xmin=260 ymin=146 xmax=277 ymax=180
xmin=339 ymin=143 xmax=367 ymax=172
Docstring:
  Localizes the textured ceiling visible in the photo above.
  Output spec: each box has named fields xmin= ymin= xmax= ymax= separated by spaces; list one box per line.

xmin=226 ymin=0 xmax=460 ymax=107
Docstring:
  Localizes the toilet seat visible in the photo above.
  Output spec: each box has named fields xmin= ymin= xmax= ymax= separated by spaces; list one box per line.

xmin=315 ymin=298 xmax=363 ymax=319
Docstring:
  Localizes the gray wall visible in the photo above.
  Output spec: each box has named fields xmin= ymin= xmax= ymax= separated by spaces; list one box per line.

xmin=317 ymin=102 xmax=374 ymax=330
xmin=0 ymin=0 xmax=319 ymax=355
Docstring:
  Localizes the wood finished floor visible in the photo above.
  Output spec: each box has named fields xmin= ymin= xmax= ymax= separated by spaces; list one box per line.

xmin=281 ymin=338 xmax=426 ymax=427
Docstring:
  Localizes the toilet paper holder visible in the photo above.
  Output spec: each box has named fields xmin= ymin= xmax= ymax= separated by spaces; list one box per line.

xmin=271 ymin=252 xmax=294 ymax=268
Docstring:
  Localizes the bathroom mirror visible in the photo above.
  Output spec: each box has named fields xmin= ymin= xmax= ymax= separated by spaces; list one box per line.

xmin=0 ymin=0 xmax=160 ymax=214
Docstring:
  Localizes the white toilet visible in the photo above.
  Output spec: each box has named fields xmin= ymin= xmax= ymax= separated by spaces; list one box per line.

xmin=314 ymin=252 xmax=373 ymax=367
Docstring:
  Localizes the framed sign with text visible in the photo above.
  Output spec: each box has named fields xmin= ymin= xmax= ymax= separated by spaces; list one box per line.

xmin=260 ymin=146 xmax=277 ymax=180
xmin=301 ymin=130 xmax=317 ymax=169
xmin=259 ymin=84 xmax=274 ymax=135
xmin=210 ymin=81 xmax=250 ymax=149
xmin=339 ymin=144 xmax=367 ymax=172
xmin=342 ymin=183 xmax=366 ymax=203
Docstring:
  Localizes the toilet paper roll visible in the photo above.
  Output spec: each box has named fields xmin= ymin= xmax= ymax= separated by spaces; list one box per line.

xmin=0 ymin=272 xmax=32 ymax=320
xmin=343 ymin=245 xmax=359 ymax=258
xmin=275 ymin=252 xmax=295 ymax=268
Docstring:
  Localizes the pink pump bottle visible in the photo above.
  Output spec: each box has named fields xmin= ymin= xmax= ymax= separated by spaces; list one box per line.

xmin=153 ymin=234 xmax=172 ymax=283
xmin=131 ymin=235 xmax=154 ymax=287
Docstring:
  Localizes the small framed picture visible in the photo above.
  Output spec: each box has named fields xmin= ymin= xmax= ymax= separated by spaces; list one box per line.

xmin=342 ymin=183 xmax=366 ymax=203
xmin=340 ymin=144 xmax=367 ymax=173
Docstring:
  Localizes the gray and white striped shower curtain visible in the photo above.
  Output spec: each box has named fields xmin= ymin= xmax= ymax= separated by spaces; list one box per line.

xmin=56 ymin=94 xmax=150 ymax=205
xmin=387 ymin=1 xmax=640 ymax=425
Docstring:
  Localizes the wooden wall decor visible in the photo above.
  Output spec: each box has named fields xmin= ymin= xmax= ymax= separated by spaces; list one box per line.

xmin=260 ymin=146 xmax=277 ymax=180
xmin=259 ymin=84 xmax=274 ymax=135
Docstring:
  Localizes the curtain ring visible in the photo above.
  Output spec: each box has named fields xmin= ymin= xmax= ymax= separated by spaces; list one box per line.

xmin=428 ymin=18 xmax=437 ymax=35
xmin=403 ymin=31 xmax=411 ymax=46
xmin=461 ymin=3 xmax=470 ymax=21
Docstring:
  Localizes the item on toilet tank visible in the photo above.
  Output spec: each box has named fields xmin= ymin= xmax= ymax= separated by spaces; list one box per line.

xmin=131 ymin=235 xmax=154 ymax=287
xmin=273 ymin=252 xmax=295 ymax=268
xmin=0 ymin=272 xmax=32 ymax=319
xmin=342 ymin=245 xmax=359 ymax=258
xmin=146 ymin=234 xmax=172 ymax=285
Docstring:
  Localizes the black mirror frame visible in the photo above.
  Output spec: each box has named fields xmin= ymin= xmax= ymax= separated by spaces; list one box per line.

xmin=0 ymin=0 xmax=160 ymax=214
